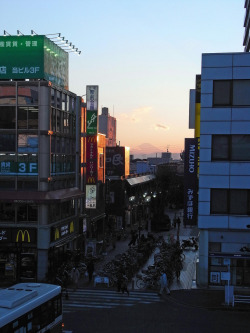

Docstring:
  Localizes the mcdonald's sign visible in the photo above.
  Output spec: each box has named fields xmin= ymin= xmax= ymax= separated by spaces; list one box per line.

xmin=15 ymin=229 xmax=32 ymax=243
xmin=70 ymin=221 xmax=74 ymax=233
xmin=55 ymin=228 xmax=60 ymax=240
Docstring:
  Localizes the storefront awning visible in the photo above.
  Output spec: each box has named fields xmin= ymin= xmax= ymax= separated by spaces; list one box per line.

xmin=0 ymin=187 xmax=84 ymax=203
xmin=126 ymin=174 xmax=155 ymax=186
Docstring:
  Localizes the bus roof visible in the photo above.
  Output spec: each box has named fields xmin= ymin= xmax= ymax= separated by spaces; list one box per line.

xmin=0 ymin=283 xmax=61 ymax=328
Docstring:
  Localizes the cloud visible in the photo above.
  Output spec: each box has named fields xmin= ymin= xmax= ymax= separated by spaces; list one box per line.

xmin=154 ymin=123 xmax=170 ymax=131
xmin=117 ymin=106 xmax=152 ymax=124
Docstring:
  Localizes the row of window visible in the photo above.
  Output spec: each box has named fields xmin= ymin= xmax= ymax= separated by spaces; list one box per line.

xmin=211 ymin=189 xmax=250 ymax=215
xmin=0 ymin=106 xmax=76 ymax=133
xmin=0 ymin=85 xmax=76 ymax=112
xmin=213 ymin=80 xmax=250 ymax=106
xmin=212 ymin=135 xmax=250 ymax=161
xmin=0 ymin=201 xmax=76 ymax=222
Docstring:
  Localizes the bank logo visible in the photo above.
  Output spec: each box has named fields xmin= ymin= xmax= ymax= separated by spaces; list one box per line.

xmin=16 ymin=230 xmax=30 ymax=242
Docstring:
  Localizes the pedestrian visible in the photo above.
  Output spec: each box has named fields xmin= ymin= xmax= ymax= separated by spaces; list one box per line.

xmin=121 ymin=275 xmax=129 ymax=296
xmin=71 ymin=267 xmax=80 ymax=291
xmin=158 ymin=271 xmax=170 ymax=296
xmin=87 ymin=259 xmax=95 ymax=283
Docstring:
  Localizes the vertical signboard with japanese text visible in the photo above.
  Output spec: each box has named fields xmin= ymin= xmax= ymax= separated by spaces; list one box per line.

xmin=85 ymin=85 xmax=99 ymax=209
xmin=184 ymin=138 xmax=198 ymax=226
xmin=0 ymin=35 xmax=68 ymax=89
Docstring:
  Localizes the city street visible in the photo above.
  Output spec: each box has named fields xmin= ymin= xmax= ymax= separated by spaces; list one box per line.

xmin=62 ymin=289 xmax=250 ymax=333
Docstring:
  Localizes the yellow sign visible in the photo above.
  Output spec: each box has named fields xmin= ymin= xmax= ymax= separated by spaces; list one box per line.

xmin=55 ymin=228 xmax=60 ymax=240
xmin=70 ymin=221 xmax=74 ymax=233
xmin=16 ymin=230 xmax=30 ymax=242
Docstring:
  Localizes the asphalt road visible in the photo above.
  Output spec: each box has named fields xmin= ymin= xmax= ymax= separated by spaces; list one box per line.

xmin=62 ymin=290 xmax=250 ymax=333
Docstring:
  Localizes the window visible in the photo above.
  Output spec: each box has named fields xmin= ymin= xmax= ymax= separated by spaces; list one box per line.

xmin=212 ymin=135 xmax=229 ymax=160
xmin=0 ymin=106 xmax=16 ymax=129
xmin=0 ymin=133 xmax=15 ymax=151
xmin=0 ymin=85 xmax=16 ymax=105
xmin=211 ymin=189 xmax=228 ymax=214
xmin=18 ymin=86 xmax=38 ymax=105
xmin=233 ymin=80 xmax=250 ymax=106
xmin=211 ymin=189 xmax=250 ymax=215
xmin=212 ymin=135 xmax=250 ymax=161
xmin=18 ymin=107 xmax=38 ymax=129
xmin=213 ymin=80 xmax=250 ymax=107
xmin=213 ymin=80 xmax=231 ymax=106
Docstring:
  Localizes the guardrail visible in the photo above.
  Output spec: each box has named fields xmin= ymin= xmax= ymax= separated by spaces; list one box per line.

xmin=232 ymin=294 xmax=250 ymax=307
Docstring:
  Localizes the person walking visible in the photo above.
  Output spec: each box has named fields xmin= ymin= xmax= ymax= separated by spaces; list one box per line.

xmin=158 ymin=271 xmax=170 ymax=296
xmin=87 ymin=259 xmax=95 ymax=283
xmin=71 ymin=267 xmax=80 ymax=291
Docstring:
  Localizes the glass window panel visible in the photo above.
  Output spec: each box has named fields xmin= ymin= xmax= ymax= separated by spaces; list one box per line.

xmin=18 ymin=135 xmax=38 ymax=153
xmin=0 ymin=179 xmax=15 ymax=189
xmin=18 ymin=107 xmax=28 ymax=129
xmin=18 ymin=86 xmax=38 ymax=105
xmin=56 ymin=91 xmax=61 ymax=108
xmin=28 ymin=205 xmax=38 ymax=221
xmin=51 ymin=136 xmax=55 ymax=153
xmin=28 ymin=108 xmax=38 ymax=129
xmin=230 ymin=190 xmax=248 ymax=215
xmin=0 ymin=85 xmax=16 ymax=105
xmin=51 ymin=89 xmax=55 ymax=106
xmin=233 ymin=80 xmax=250 ymax=106
xmin=17 ymin=205 xmax=27 ymax=221
xmin=62 ymin=93 xmax=66 ymax=111
xmin=0 ymin=203 xmax=15 ymax=221
xmin=0 ymin=134 xmax=15 ymax=151
xmin=231 ymin=135 xmax=250 ymax=161
xmin=56 ymin=110 xmax=61 ymax=132
xmin=51 ymin=108 xmax=56 ymax=132
xmin=212 ymin=135 xmax=229 ymax=160
xmin=0 ymin=106 xmax=16 ymax=129
xmin=211 ymin=189 xmax=228 ymax=214
xmin=213 ymin=80 xmax=231 ymax=106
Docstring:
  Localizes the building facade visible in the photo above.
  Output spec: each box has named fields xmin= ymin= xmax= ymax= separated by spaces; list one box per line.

xmin=198 ymin=52 xmax=250 ymax=288
xmin=0 ymin=80 xmax=84 ymax=283
xmin=244 ymin=0 xmax=250 ymax=52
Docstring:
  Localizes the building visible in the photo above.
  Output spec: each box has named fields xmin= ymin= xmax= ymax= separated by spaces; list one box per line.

xmin=0 ymin=35 xmax=106 ymax=284
xmin=243 ymin=0 xmax=250 ymax=52
xmin=99 ymin=107 xmax=116 ymax=147
xmin=198 ymin=52 xmax=250 ymax=288
xmin=0 ymin=80 xmax=84 ymax=283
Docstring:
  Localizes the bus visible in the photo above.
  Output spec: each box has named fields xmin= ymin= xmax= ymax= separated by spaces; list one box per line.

xmin=0 ymin=283 xmax=62 ymax=333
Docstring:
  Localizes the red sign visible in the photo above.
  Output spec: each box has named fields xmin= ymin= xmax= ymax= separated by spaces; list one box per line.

xmin=86 ymin=135 xmax=97 ymax=184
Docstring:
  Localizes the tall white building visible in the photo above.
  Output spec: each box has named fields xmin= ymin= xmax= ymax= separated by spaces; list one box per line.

xmin=198 ymin=52 xmax=250 ymax=288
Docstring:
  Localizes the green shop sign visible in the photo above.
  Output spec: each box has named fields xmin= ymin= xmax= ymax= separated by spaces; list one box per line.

xmin=87 ymin=110 xmax=98 ymax=135
xmin=0 ymin=35 xmax=68 ymax=89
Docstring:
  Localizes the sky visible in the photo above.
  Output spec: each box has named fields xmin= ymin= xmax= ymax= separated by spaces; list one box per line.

xmin=1 ymin=0 xmax=245 ymax=158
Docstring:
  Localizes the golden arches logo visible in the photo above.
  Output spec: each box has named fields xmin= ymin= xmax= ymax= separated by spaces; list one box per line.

xmin=16 ymin=230 xmax=30 ymax=243
xmin=87 ymin=136 xmax=97 ymax=143
xmin=70 ymin=221 xmax=74 ymax=233
xmin=87 ymin=177 xmax=96 ymax=184
xmin=55 ymin=228 xmax=60 ymax=240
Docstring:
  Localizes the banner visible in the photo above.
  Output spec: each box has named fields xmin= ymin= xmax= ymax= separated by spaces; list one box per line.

xmin=183 ymin=138 xmax=198 ymax=226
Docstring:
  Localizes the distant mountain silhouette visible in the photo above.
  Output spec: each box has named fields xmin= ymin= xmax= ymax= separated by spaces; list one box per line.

xmin=130 ymin=143 xmax=181 ymax=160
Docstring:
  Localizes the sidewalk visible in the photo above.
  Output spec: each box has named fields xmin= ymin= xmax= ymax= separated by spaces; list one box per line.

xmin=78 ymin=210 xmax=199 ymax=290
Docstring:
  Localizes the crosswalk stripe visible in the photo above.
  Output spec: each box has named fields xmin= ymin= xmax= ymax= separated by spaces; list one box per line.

xmin=62 ymin=288 xmax=162 ymax=312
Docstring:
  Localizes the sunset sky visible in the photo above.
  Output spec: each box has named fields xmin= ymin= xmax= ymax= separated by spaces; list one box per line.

xmin=1 ymin=0 xmax=245 ymax=158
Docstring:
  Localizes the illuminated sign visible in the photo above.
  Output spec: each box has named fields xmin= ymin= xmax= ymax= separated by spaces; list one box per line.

xmin=87 ymin=110 xmax=98 ymax=135
xmin=184 ymin=138 xmax=198 ymax=226
xmin=0 ymin=35 xmax=68 ymax=89
xmin=86 ymin=136 xmax=97 ymax=184
xmin=0 ymin=161 xmax=38 ymax=175
xmin=86 ymin=85 xmax=98 ymax=111
xmin=86 ymin=184 xmax=96 ymax=209
xmin=14 ymin=228 xmax=36 ymax=244
xmin=52 ymin=221 xmax=75 ymax=242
